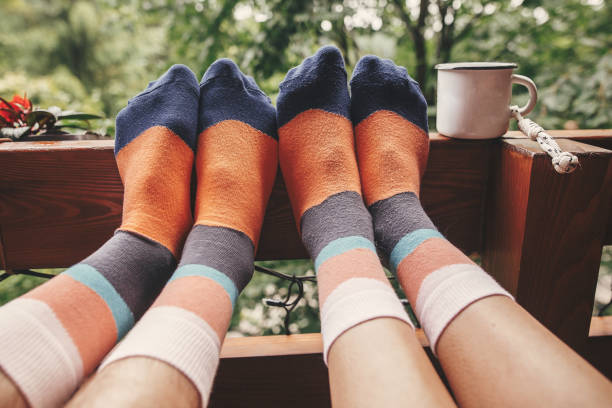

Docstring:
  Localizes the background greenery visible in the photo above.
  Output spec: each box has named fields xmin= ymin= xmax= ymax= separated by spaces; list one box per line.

xmin=0 ymin=0 xmax=610 ymax=334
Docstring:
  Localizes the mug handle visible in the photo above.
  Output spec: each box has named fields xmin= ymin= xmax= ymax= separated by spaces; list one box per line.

xmin=511 ymin=74 xmax=538 ymax=115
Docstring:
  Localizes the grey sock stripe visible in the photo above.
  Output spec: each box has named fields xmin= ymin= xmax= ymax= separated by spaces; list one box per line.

xmin=82 ymin=231 xmax=176 ymax=319
xmin=178 ymin=224 xmax=255 ymax=293
xmin=368 ymin=192 xmax=437 ymax=258
xmin=300 ymin=191 xmax=375 ymax=260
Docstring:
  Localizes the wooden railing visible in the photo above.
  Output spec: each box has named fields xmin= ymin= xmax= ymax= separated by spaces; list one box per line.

xmin=1 ymin=129 xmax=611 ymax=407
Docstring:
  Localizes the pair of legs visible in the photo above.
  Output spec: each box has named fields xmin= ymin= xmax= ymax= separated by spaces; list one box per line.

xmin=1 ymin=60 xmax=278 ymax=407
xmin=2 ymin=47 xmax=611 ymax=408
xmin=275 ymin=47 xmax=611 ymax=407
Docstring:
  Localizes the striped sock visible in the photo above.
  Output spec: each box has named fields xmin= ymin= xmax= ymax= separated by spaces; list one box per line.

xmin=101 ymin=59 xmax=278 ymax=405
xmin=350 ymin=55 xmax=512 ymax=353
xmin=277 ymin=46 xmax=413 ymax=363
xmin=0 ymin=64 xmax=199 ymax=407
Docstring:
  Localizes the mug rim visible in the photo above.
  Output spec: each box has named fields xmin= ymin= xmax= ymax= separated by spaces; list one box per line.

xmin=435 ymin=62 xmax=517 ymax=70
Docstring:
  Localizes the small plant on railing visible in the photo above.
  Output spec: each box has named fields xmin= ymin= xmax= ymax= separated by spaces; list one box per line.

xmin=0 ymin=94 xmax=102 ymax=141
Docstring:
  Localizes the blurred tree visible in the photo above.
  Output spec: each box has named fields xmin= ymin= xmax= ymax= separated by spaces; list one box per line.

xmin=389 ymin=0 xmax=499 ymax=99
xmin=2 ymin=0 xmax=608 ymax=129
xmin=0 ymin=0 xmax=168 ymax=133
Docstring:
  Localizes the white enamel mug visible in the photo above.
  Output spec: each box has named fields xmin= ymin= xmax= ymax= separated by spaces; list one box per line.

xmin=435 ymin=62 xmax=537 ymax=139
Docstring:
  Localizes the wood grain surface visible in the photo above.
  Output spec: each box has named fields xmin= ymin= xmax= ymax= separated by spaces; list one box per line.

xmin=482 ymin=138 xmax=612 ymax=351
xmin=583 ymin=336 xmax=612 ymax=380
xmin=590 ymin=316 xmax=612 ymax=337
xmin=0 ymin=136 xmax=494 ymax=268
xmin=211 ymin=351 xmax=331 ymax=407
xmin=0 ymin=141 xmax=121 ymax=269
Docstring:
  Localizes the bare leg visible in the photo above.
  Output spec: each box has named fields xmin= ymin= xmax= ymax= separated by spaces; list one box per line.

xmin=0 ymin=65 xmax=200 ymax=407
xmin=67 ymin=358 xmax=198 ymax=408
xmin=69 ymin=318 xmax=457 ymax=408
xmin=347 ymin=54 xmax=612 ymax=407
xmin=276 ymin=47 xmax=455 ymax=408
xmin=437 ymin=296 xmax=612 ymax=408
xmin=0 ymin=370 xmax=27 ymax=408
xmin=328 ymin=318 xmax=456 ymax=408
xmin=69 ymin=59 xmax=278 ymax=408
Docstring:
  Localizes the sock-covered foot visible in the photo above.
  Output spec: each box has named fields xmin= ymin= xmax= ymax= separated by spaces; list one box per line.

xmin=351 ymin=55 xmax=512 ymax=353
xmin=0 ymin=65 xmax=199 ymax=407
xmin=277 ymin=46 xmax=413 ymax=363
xmin=101 ymin=59 xmax=278 ymax=405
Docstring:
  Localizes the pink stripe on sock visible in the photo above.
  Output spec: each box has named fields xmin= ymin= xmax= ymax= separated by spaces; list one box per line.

xmin=152 ymin=275 xmax=233 ymax=341
xmin=23 ymin=274 xmax=117 ymax=374
xmin=317 ymin=248 xmax=390 ymax=306
xmin=396 ymin=237 xmax=473 ymax=305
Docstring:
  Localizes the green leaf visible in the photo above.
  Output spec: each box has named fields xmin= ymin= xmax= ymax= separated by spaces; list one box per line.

xmin=25 ymin=110 xmax=57 ymax=128
xmin=53 ymin=124 xmax=91 ymax=131
xmin=601 ymin=302 xmax=612 ymax=317
xmin=56 ymin=113 xmax=102 ymax=121
xmin=0 ymin=126 xmax=31 ymax=141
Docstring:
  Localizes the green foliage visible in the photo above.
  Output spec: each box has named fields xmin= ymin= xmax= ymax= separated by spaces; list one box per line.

xmin=595 ymin=247 xmax=612 ymax=316
xmin=0 ymin=0 xmax=168 ymax=135
xmin=1 ymin=0 xmax=609 ymax=131
xmin=231 ymin=260 xmax=321 ymax=335
xmin=0 ymin=270 xmax=62 ymax=306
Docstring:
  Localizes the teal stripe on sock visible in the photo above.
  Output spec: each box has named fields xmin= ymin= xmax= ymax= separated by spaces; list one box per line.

xmin=170 ymin=264 xmax=239 ymax=306
xmin=65 ymin=264 xmax=135 ymax=340
xmin=390 ymin=229 xmax=444 ymax=271
xmin=314 ymin=236 xmax=376 ymax=271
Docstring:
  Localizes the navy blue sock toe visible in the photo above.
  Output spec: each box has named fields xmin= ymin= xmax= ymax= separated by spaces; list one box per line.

xmin=115 ymin=64 xmax=200 ymax=153
xmin=277 ymin=45 xmax=350 ymax=127
xmin=201 ymin=58 xmax=244 ymax=82
xmin=350 ymin=55 xmax=428 ymax=133
xmin=198 ymin=59 xmax=277 ymax=139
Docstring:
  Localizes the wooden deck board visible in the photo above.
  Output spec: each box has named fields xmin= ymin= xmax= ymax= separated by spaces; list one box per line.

xmin=0 ymin=136 xmax=494 ymax=268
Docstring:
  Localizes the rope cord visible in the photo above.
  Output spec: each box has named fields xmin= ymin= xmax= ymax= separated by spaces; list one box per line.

xmin=510 ymin=106 xmax=579 ymax=174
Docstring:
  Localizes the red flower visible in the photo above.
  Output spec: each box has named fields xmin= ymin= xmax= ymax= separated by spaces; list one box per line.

xmin=0 ymin=94 xmax=32 ymax=125
xmin=12 ymin=94 xmax=32 ymax=111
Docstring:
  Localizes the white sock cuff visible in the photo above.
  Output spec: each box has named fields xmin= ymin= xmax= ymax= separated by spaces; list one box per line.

xmin=100 ymin=306 xmax=221 ymax=406
xmin=415 ymin=264 xmax=513 ymax=354
xmin=321 ymin=278 xmax=414 ymax=364
xmin=0 ymin=299 xmax=83 ymax=408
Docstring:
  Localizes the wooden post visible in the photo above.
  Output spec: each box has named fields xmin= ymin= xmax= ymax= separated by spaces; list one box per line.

xmin=212 ymin=334 xmax=330 ymax=408
xmin=482 ymin=138 xmax=612 ymax=351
